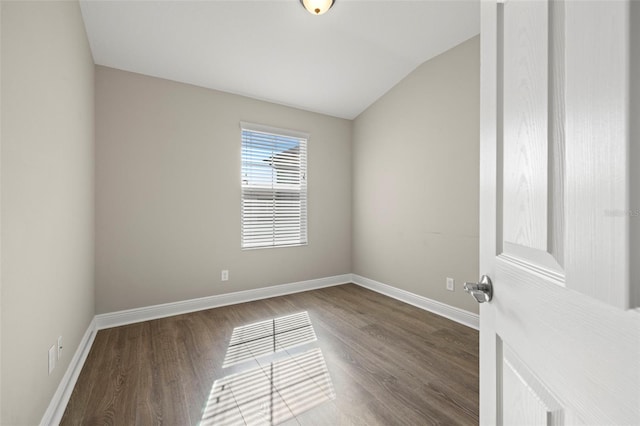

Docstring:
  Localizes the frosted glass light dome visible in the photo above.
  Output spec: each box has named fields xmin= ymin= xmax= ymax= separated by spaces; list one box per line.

xmin=300 ymin=0 xmax=335 ymax=15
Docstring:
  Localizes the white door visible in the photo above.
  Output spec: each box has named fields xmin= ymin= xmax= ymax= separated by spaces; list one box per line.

xmin=478 ymin=0 xmax=640 ymax=424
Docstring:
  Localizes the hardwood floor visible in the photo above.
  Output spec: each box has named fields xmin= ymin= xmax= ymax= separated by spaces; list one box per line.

xmin=61 ymin=284 xmax=479 ymax=425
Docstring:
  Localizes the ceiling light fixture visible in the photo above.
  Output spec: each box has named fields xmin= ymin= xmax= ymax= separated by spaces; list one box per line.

xmin=300 ymin=0 xmax=335 ymax=15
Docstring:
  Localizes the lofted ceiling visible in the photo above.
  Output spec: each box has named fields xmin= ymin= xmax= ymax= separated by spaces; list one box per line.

xmin=80 ymin=0 xmax=479 ymax=120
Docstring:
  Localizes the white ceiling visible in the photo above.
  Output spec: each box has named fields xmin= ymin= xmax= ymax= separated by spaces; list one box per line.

xmin=80 ymin=0 xmax=479 ymax=120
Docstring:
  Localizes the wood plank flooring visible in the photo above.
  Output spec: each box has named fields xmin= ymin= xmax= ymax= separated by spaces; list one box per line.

xmin=61 ymin=284 xmax=478 ymax=425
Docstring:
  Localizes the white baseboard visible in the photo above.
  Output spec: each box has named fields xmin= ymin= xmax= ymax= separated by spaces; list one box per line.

xmin=95 ymin=274 xmax=352 ymax=330
xmin=351 ymin=274 xmax=479 ymax=330
xmin=40 ymin=317 xmax=98 ymax=426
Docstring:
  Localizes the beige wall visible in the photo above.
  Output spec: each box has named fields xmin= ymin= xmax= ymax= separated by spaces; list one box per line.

xmin=0 ymin=2 xmax=3 ymax=422
xmin=632 ymin=0 xmax=639 ymax=309
xmin=95 ymin=66 xmax=352 ymax=313
xmin=1 ymin=1 xmax=95 ymax=425
xmin=352 ymin=36 xmax=480 ymax=314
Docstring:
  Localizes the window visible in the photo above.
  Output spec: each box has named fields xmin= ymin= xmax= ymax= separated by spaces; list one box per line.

xmin=240 ymin=122 xmax=308 ymax=249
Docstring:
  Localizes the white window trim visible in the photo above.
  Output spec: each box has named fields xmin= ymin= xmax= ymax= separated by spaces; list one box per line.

xmin=240 ymin=121 xmax=310 ymax=141
xmin=240 ymin=121 xmax=309 ymax=250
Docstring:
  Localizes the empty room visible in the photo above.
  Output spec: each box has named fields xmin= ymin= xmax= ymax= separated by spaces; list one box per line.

xmin=1 ymin=0 xmax=638 ymax=425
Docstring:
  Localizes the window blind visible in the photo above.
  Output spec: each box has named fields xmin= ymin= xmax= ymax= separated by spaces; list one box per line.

xmin=241 ymin=124 xmax=308 ymax=249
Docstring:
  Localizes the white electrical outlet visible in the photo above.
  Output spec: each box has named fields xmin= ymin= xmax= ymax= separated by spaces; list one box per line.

xmin=221 ymin=270 xmax=229 ymax=281
xmin=446 ymin=277 xmax=455 ymax=291
xmin=48 ymin=345 xmax=56 ymax=375
xmin=57 ymin=336 xmax=63 ymax=359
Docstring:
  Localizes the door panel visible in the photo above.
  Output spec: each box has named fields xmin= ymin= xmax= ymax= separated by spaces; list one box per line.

xmin=500 ymin=0 xmax=564 ymax=279
xmin=564 ymin=0 xmax=630 ymax=308
xmin=501 ymin=342 xmax=563 ymax=426
xmin=480 ymin=0 xmax=640 ymax=424
xmin=493 ymin=259 xmax=639 ymax=424
xmin=502 ymin=0 xmax=549 ymax=253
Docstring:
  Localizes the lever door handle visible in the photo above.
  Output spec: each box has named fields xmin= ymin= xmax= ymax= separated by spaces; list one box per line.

xmin=464 ymin=275 xmax=493 ymax=303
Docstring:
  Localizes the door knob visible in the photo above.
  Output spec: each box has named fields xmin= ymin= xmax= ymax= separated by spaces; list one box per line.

xmin=464 ymin=275 xmax=493 ymax=303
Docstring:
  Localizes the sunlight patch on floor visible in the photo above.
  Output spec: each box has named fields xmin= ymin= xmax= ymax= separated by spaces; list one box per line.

xmin=223 ymin=311 xmax=317 ymax=368
xmin=201 ymin=312 xmax=335 ymax=426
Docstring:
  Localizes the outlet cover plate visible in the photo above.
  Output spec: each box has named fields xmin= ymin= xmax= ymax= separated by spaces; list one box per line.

xmin=446 ymin=277 xmax=455 ymax=291
xmin=221 ymin=270 xmax=229 ymax=281
xmin=57 ymin=336 xmax=63 ymax=359
xmin=48 ymin=345 xmax=56 ymax=374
